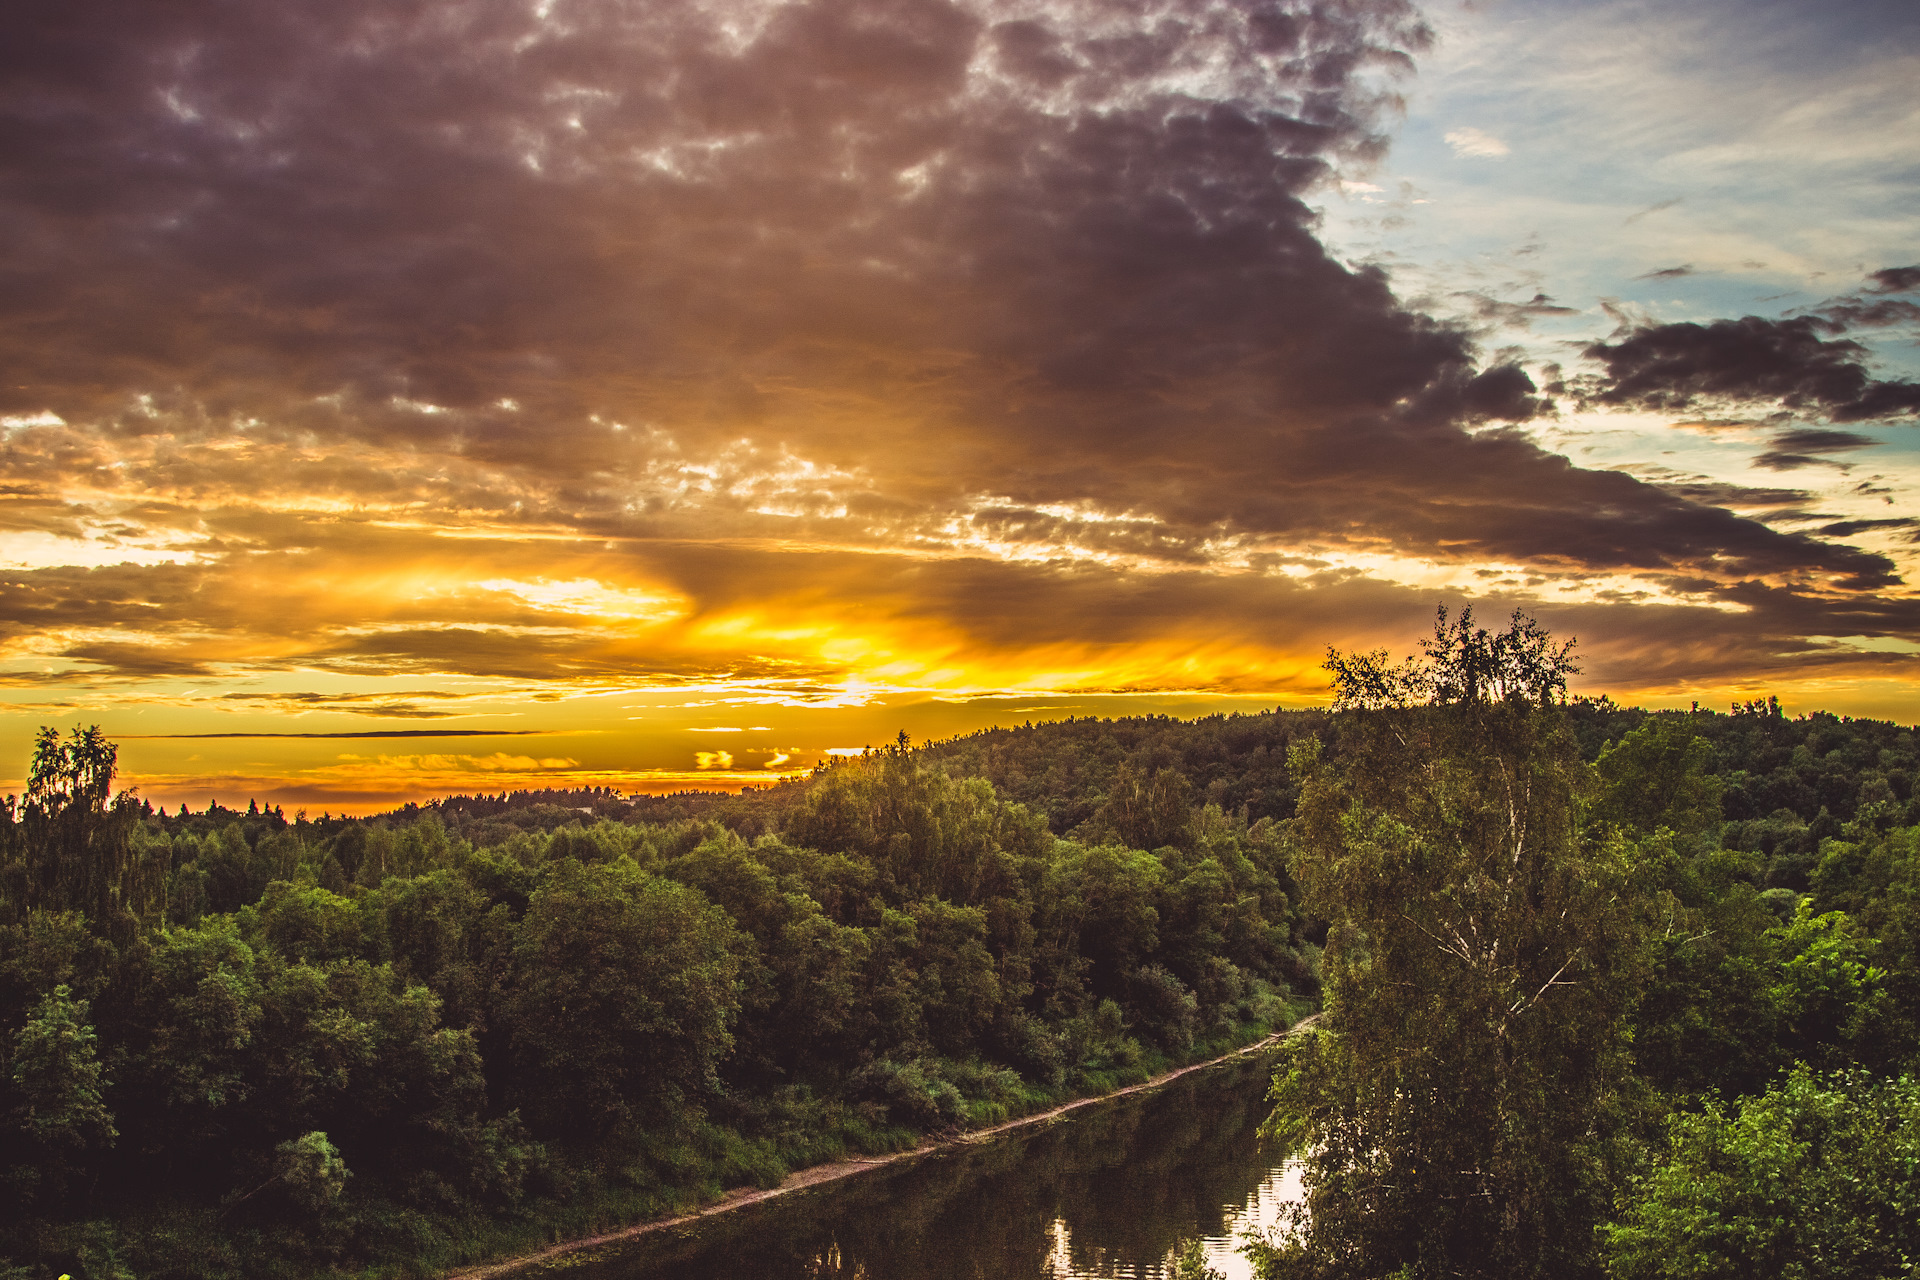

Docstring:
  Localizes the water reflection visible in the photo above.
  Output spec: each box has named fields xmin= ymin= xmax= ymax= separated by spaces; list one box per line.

xmin=572 ymin=1053 xmax=1299 ymax=1280
xmin=1033 ymin=1160 xmax=1303 ymax=1280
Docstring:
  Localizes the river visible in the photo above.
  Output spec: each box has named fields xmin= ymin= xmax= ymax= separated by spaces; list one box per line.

xmin=550 ymin=1050 xmax=1301 ymax=1280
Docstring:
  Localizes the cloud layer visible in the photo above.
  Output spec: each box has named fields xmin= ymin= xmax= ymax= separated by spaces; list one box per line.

xmin=1581 ymin=314 xmax=1920 ymax=423
xmin=0 ymin=0 xmax=1916 ymax=793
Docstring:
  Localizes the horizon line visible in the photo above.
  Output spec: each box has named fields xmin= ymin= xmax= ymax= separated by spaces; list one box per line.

xmin=120 ymin=729 xmax=547 ymax=740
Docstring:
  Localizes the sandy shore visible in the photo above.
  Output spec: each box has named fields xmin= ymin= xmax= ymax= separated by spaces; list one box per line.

xmin=446 ymin=1014 xmax=1318 ymax=1279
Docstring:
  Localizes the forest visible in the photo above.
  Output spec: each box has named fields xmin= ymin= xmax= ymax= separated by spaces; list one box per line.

xmin=0 ymin=725 xmax=1311 ymax=1277
xmin=0 ymin=607 xmax=1916 ymax=1278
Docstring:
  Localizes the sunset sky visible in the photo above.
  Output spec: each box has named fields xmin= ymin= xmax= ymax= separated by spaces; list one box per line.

xmin=3 ymin=0 xmax=1917 ymax=811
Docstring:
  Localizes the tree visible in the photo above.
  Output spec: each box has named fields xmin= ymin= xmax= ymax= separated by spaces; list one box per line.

xmin=502 ymin=859 xmax=743 ymax=1143
xmin=3 ymin=984 xmax=115 ymax=1204
xmin=1324 ymin=606 xmax=1580 ymax=712
xmin=1604 ymin=1068 xmax=1920 ymax=1280
xmin=1171 ymin=1237 xmax=1226 ymax=1280
xmin=1258 ymin=639 xmax=1642 ymax=1279
xmin=662 ymin=837 xmax=871 ymax=1078
xmin=223 ymin=1129 xmax=350 ymax=1220
xmin=1095 ymin=764 xmax=1198 ymax=852
xmin=784 ymin=740 xmax=1046 ymax=905
xmin=0 ymin=727 xmax=159 ymax=935
xmin=1591 ymin=718 xmax=1722 ymax=839
xmin=1765 ymin=902 xmax=1892 ymax=1072
xmin=273 ymin=1130 xmax=349 ymax=1214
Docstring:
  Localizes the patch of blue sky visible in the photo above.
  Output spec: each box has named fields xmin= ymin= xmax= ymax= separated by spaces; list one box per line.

xmin=1315 ymin=0 xmax=1920 ymax=381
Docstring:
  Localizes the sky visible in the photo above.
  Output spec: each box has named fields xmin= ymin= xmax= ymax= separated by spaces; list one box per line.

xmin=1 ymin=0 xmax=1916 ymax=812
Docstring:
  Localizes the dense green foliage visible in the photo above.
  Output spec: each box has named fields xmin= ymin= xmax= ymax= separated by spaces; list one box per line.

xmin=1245 ymin=613 xmax=1920 ymax=1280
xmin=1263 ymin=705 xmax=1645 ymax=1278
xmin=1603 ymin=1068 xmax=1920 ymax=1279
xmin=920 ymin=709 xmax=1329 ymax=836
xmin=0 ymin=733 xmax=1310 ymax=1278
xmin=4 ymin=633 xmax=1919 ymax=1278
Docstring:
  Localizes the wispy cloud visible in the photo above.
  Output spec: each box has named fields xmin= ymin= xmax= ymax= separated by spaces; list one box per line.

xmin=1444 ymin=126 xmax=1511 ymax=157
xmin=1624 ymin=197 xmax=1684 ymax=225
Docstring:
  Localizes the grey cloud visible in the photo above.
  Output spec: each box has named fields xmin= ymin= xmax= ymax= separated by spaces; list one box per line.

xmin=1581 ymin=315 xmax=1920 ymax=422
xmin=1540 ymin=585 xmax=1920 ymax=691
xmin=1750 ymin=427 xmax=1879 ymax=477
xmin=1868 ymin=266 xmax=1920 ymax=294
xmin=1815 ymin=298 xmax=1920 ymax=330
xmin=1668 ymin=417 xmax=1776 ymax=432
xmin=215 ymin=690 xmax=472 ymax=719
xmin=1806 ymin=267 xmax=1920 ymax=331
xmin=1462 ymin=291 xmax=1579 ymax=329
xmin=1755 ymin=510 xmax=1838 ymax=524
xmin=1817 ymin=517 xmax=1918 ymax=538
xmin=0 ymin=0 xmax=1905 ymax=613
xmin=1751 ymin=454 xmax=1848 ymax=473
xmin=0 ymin=526 xmax=1908 ymax=699
xmin=1623 ymin=197 xmax=1682 ymax=225
xmin=1656 ymin=480 xmax=1812 ymax=508
xmin=1767 ymin=428 xmax=1878 ymax=453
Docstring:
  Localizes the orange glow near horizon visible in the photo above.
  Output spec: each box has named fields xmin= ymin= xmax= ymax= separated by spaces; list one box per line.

xmin=1 ymin=556 xmax=1914 ymax=816
xmin=2 ymin=0 xmax=1916 ymax=809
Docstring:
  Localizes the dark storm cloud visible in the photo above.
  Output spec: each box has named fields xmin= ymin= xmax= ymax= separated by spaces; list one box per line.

xmin=1 ymin=0 xmax=1431 ymax=436
xmin=0 ymin=0 xmax=1902 ymax=611
xmin=1581 ymin=315 xmax=1920 ymax=422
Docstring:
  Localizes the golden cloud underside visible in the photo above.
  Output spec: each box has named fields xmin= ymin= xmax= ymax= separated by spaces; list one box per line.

xmin=0 ymin=0 xmax=1914 ymax=809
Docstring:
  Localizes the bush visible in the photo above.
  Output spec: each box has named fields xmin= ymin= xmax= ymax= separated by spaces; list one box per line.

xmin=1604 ymin=1067 xmax=1920 ymax=1280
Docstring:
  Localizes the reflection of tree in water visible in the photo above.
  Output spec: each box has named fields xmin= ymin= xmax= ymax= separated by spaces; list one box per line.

xmin=1053 ymin=1060 xmax=1279 ymax=1272
xmin=571 ymin=1055 xmax=1283 ymax=1280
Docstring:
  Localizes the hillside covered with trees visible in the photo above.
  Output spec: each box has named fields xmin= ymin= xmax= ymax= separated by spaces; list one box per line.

xmin=1 ymin=607 xmax=1917 ymax=1277
xmin=0 ymin=729 xmax=1312 ymax=1278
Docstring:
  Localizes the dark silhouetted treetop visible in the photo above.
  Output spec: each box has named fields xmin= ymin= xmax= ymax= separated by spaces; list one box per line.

xmin=1323 ymin=605 xmax=1579 ymax=711
xmin=0 ymin=726 xmax=158 ymax=936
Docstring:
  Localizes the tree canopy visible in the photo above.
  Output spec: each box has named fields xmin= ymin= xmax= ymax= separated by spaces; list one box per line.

xmin=1324 ymin=605 xmax=1581 ymax=711
xmin=1251 ymin=616 xmax=1920 ymax=1280
xmin=1 ymin=636 xmax=1917 ymax=1278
